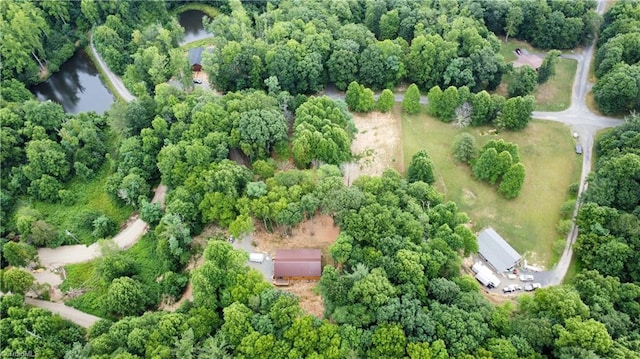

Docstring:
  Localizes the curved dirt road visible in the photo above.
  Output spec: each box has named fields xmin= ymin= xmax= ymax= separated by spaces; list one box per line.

xmin=28 ymin=44 xmax=162 ymax=326
xmin=25 ymin=298 xmax=100 ymax=328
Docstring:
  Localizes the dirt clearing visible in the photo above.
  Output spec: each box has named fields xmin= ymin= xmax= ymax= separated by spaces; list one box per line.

xmin=346 ymin=109 xmax=403 ymax=185
xmin=252 ymin=214 xmax=340 ymax=318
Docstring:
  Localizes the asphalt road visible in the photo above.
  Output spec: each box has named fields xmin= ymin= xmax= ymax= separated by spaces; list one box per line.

xmin=36 ymin=0 xmax=620 ymax=327
xmin=324 ymin=0 xmax=620 ymax=287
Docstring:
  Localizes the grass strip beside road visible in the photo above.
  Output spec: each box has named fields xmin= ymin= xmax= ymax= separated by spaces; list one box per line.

xmin=401 ymin=111 xmax=581 ymax=268
xmin=534 ymin=58 xmax=577 ymax=111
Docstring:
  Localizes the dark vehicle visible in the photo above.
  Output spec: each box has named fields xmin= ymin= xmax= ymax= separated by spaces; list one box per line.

xmin=193 ymin=78 xmax=203 ymax=84
xmin=575 ymin=144 xmax=583 ymax=154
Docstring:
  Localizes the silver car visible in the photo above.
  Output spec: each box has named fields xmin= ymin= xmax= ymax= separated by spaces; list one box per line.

xmin=524 ymin=283 xmax=542 ymax=291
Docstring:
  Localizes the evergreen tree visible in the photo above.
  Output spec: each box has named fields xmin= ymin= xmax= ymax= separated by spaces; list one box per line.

xmin=407 ymin=150 xmax=435 ymax=184
xmin=403 ymin=84 xmax=421 ymax=114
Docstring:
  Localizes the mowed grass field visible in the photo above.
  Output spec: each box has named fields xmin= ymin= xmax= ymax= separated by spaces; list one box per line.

xmin=499 ymin=38 xmax=578 ymax=112
xmin=401 ymin=110 xmax=581 ymax=268
xmin=534 ymin=58 xmax=577 ymax=111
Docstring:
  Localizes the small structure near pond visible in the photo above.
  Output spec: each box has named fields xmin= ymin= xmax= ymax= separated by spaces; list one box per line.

xmin=189 ymin=47 xmax=203 ymax=72
xmin=477 ymin=227 xmax=522 ymax=273
xmin=273 ymin=248 xmax=322 ymax=286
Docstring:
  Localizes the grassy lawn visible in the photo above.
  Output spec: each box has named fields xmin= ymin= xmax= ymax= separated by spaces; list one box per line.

xmin=401 ymin=110 xmax=581 ymax=268
xmin=534 ymin=58 xmax=577 ymax=111
xmin=499 ymin=38 xmax=537 ymax=62
xmin=16 ymin=161 xmax=132 ymax=246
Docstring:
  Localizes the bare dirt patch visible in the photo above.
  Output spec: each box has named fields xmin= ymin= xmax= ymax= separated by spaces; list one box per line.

xmin=347 ymin=110 xmax=403 ymax=184
xmin=252 ymin=214 xmax=340 ymax=258
xmin=252 ymin=214 xmax=340 ymax=318
xmin=282 ymin=281 xmax=324 ymax=318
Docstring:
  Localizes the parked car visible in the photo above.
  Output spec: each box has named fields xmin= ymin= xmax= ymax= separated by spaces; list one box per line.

xmin=524 ymin=283 xmax=542 ymax=291
xmin=575 ymin=144 xmax=583 ymax=154
xmin=193 ymin=78 xmax=203 ymax=84
xmin=502 ymin=284 xmax=522 ymax=293
xmin=519 ymin=274 xmax=534 ymax=282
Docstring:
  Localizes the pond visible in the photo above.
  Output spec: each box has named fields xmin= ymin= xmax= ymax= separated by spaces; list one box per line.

xmin=31 ymin=49 xmax=114 ymax=115
xmin=178 ymin=10 xmax=214 ymax=44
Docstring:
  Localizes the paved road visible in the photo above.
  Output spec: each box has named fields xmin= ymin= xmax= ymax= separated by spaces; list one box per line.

xmin=89 ymin=33 xmax=135 ymax=102
xmin=324 ymin=0 xmax=620 ymax=287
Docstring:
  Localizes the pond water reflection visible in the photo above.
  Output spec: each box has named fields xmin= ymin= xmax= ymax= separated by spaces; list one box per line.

xmin=179 ymin=10 xmax=213 ymax=44
xmin=31 ymin=49 xmax=114 ymax=114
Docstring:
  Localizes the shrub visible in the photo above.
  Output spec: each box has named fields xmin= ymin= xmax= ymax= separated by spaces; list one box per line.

xmin=556 ymin=219 xmax=573 ymax=235
xmin=2 ymin=241 xmax=38 ymax=267
xmin=29 ymin=220 xmax=57 ymax=247
xmin=560 ymin=200 xmax=577 ymax=219
xmin=98 ymin=253 xmax=139 ymax=282
xmin=452 ymin=133 xmax=477 ymax=163
xmin=161 ymin=271 xmax=189 ymax=299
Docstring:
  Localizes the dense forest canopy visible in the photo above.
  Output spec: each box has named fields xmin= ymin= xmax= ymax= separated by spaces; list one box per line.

xmin=593 ymin=0 xmax=640 ymax=114
xmin=1 ymin=0 xmax=640 ymax=358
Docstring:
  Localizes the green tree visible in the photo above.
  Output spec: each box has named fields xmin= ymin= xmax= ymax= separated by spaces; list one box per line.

xmin=368 ymin=324 xmax=407 ymax=359
xmin=556 ymin=317 xmax=613 ymax=355
xmin=292 ymin=96 xmax=355 ymax=168
xmin=508 ymin=66 xmax=538 ymax=97
xmin=98 ymin=253 xmax=138 ymax=282
xmin=498 ymin=163 xmax=526 ymax=199
xmin=345 ymin=81 xmax=363 ymax=111
xmin=407 ymin=150 xmax=436 ymax=184
xmin=1 ymin=268 xmax=34 ymax=294
xmin=593 ymin=63 xmax=640 ymax=115
xmin=327 ymin=39 xmax=360 ymax=91
xmin=452 ymin=133 xmax=477 ymax=163
xmin=2 ymin=241 xmax=38 ymax=267
xmin=473 ymin=147 xmax=499 ymax=182
xmin=504 ymin=6 xmax=524 ymax=43
xmin=379 ymin=10 xmax=399 ymax=40
xmin=438 ymin=86 xmax=460 ymax=122
xmin=92 ymin=215 xmax=117 ymax=239
xmin=403 ymin=84 xmax=421 ymax=114
xmin=427 ymin=85 xmax=443 ymax=116
xmin=104 ymin=277 xmax=147 ymax=317
xmin=238 ymin=109 xmax=287 ymax=161
xmin=471 ymin=90 xmax=497 ymax=126
xmin=496 ymin=96 xmax=536 ymax=130
xmin=29 ymin=219 xmax=57 ymax=247
xmin=537 ymin=50 xmax=561 ymax=84
xmin=228 ymin=214 xmax=254 ymax=238
xmin=0 ymin=1 xmax=51 ymax=82
xmin=358 ymin=87 xmax=376 ymax=113
xmin=377 ymin=89 xmax=394 ymax=113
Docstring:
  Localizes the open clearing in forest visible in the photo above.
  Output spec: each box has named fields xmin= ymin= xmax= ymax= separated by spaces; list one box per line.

xmin=346 ymin=107 xmax=404 ymax=184
xmin=498 ymin=39 xmax=578 ymax=112
xmin=534 ymin=58 xmax=577 ymax=111
xmin=252 ymin=214 xmax=340 ymax=318
xmin=401 ymin=109 xmax=581 ymax=269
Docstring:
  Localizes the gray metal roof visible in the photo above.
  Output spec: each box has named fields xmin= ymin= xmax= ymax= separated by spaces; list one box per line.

xmin=188 ymin=47 xmax=203 ymax=65
xmin=477 ymin=227 xmax=521 ymax=272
